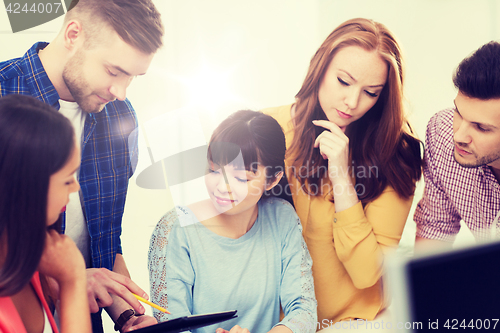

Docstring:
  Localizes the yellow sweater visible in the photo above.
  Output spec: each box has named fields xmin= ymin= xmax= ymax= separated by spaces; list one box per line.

xmin=263 ymin=104 xmax=413 ymax=326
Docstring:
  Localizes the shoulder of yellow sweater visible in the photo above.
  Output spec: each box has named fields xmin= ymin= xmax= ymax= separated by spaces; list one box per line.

xmin=364 ymin=185 xmax=413 ymax=210
xmin=261 ymin=104 xmax=292 ymax=118
xmin=262 ymin=104 xmax=295 ymax=138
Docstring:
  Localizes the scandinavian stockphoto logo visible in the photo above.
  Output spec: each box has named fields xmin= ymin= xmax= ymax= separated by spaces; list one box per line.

xmin=3 ymin=0 xmax=73 ymax=32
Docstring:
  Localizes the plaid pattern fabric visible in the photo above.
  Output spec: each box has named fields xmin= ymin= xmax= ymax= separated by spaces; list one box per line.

xmin=414 ymin=109 xmax=500 ymax=242
xmin=0 ymin=42 xmax=138 ymax=271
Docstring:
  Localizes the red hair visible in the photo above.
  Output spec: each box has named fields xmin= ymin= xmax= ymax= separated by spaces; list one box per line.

xmin=288 ymin=18 xmax=422 ymax=203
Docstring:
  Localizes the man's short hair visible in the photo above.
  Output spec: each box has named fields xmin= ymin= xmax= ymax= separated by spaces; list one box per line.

xmin=453 ymin=41 xmax=500 ymax=100
xmin=66 ymin=0 xmax=164 ymax=54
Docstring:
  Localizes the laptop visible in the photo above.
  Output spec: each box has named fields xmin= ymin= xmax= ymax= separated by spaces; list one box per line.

xmin=386 ymin=241 xmax=500 ymax=332
xmin=133 ymin=310 xmax=238 ymax=333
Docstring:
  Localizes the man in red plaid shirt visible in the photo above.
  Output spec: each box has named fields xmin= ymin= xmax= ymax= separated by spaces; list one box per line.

xmin=415 ymin=41 xmax=500 ymax=245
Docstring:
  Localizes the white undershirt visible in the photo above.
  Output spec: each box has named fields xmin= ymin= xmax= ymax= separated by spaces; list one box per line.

xmin=42 ymin=307 xmax=53 ymax=333
xmin=58 ymin=100 xmax=91 ymax=268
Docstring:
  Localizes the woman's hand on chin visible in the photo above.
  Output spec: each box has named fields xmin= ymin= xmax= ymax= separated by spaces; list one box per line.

xmin=312 ymin=119 xmax=350 ymax=185
xmin=38 ymin=229 xmax=86 ymax=285
xmin=313 ymin=119 xmax=359 ymax=212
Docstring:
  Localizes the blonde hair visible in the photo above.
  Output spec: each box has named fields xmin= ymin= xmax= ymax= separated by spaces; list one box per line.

xmin=65 ymin=0 xmax=164 ymax=54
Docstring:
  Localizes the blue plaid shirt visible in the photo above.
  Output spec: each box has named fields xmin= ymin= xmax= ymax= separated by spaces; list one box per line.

xmin=0 ymin=42 xmax=139 ymax=272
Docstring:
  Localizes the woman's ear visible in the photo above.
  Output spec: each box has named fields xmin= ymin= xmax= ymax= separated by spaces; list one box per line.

xmin=265 ymin=171 xmax=284 ymax=191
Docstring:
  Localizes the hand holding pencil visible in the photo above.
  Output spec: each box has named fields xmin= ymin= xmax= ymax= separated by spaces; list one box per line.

xmin=133 ymin=293 xmax=171 ymax=314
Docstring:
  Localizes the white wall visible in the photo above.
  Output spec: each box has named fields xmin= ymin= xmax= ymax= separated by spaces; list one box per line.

xmin=1 ymin=1 xmax=496 ymax=330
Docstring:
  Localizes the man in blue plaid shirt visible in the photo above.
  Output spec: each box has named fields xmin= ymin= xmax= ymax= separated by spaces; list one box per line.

xmin=0 ymin=0 xmax=163 ymax=331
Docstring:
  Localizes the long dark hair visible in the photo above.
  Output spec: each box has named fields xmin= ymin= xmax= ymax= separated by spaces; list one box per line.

xmin=288 ymin=18 xmax=422 ymax=203
xmin=0 ymin=94 xmax=75 ymax=296
xmin=208 ymin=110 xmax=285 ymax=184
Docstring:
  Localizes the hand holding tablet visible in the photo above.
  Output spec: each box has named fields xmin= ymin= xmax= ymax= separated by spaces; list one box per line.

xmin=133 ymin=310 xmax=238 ymax=333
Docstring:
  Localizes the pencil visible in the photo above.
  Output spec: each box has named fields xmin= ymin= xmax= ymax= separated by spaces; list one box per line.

xmin=132 ymin=293 xmax=171 ymax=314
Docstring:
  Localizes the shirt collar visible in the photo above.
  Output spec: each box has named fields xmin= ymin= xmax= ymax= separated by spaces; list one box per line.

xmin=479 ymin=165 xmax=500 ymax=188
xmin=22 ymin=42 xmax=61 ymax=110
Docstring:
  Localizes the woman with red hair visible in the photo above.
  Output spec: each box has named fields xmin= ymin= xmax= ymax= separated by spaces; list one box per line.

xmin=264 ymin=18 xmax=422 ymax=325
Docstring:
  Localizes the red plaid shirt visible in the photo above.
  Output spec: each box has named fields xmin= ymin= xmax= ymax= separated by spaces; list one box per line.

xmin=414 ymin=109 xmax=500 ymax=242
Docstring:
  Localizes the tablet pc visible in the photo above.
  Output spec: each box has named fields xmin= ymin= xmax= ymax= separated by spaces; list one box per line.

xmin=133 ymin=310 xmax=238 ymax=333
xmin=386 ymin=241 xmax=500 ymax=332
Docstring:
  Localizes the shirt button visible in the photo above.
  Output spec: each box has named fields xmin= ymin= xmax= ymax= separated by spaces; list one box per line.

xmin=334 ymin=218 xmax=337 ymax=223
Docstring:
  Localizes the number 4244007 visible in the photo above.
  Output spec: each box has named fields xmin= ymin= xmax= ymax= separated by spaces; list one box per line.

xmin=443 ymin=319 xmax=498 ymax=330
xmin=5 ymin=2 xmax=62 ymax=14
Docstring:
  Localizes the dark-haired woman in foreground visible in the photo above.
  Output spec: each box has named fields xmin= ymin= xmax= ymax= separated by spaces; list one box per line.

xmin=0 ymin=95 xmax=90 ymax=332
xmin=264 ymin=18 xmax=422 ymax=325
xmin=149 ymin=110 xmax=317 ymax=333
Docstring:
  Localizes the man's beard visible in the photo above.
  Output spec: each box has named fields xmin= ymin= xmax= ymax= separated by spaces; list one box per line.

xmin=62 ymin=50 xmax=106 ymax=114
xmin=453 ymin=145 xmax=500 ymax=168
